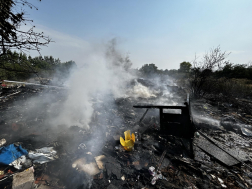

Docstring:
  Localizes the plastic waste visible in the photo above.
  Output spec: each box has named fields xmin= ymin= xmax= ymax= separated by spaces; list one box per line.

xmin=120 ymin=130 xmax=135 ymax=151
xmin=241 ymin=127 xmax=252 ymax=137
xmin=0 ymin=139 xmax=6 ymax=147
xmin=28 ymin=147 xmax=57 ymax=164
xmin=148 ymin=166 xmax=167 ymax=185
xmin=0 ymin=144 xmax=28 ymax=165
xmin=78 ymin=143 xmax=86 ymax=150
xmin=9 ymin=155 xmax=32 ymax=170
xmin=10 ymin=155 xmax=26 ymax=169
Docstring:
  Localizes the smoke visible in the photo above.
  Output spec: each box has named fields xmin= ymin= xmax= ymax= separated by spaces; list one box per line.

xmin=130 ymin=75 xmax=183 ymax=106
xmin=129 ymin=81 xmax=157 ymax=98
xmin=193 ymin=114 xmax=223 ymax=130
xmin=49 ymin=38 xmax=135 ymax=129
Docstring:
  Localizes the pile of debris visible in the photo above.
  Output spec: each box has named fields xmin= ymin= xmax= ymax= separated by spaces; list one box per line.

xmin=0 ymin=79 xmax=251 ymax=189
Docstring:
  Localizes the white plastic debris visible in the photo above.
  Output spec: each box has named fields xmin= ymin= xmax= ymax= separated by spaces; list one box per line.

xmin=221 ymin=184 xmax=227 ymax=188
xmin=9 ymin=155 xmax=26 ymax=169
xmin=0 ymin=138 xmax=6 ymax=147
xmin=78 ymin=143 xmax=86 ymax=150
xmin=148 ymin=166 xmax=167 ymax=185
xmin=241 ymin=127 xmax=252 ymax=137
xmin=195 ymin=132 xmax=200 ymax=138
xmin=218 ymin=177 xmax=227 ymax=188
xmin=72 ymin=163 xmax=77 ymax=169
xmin=28 ymin=147 xmax=57 ymax=164
xmin=86 ymin=152 xmax=92 ymax=155
xmin=218 ymin=177 xmax=224 ymax=184
xmin=210 ymin=174 xmax=216 ymax=179
xmin=121 ymin=175 xmax=125 ymax=181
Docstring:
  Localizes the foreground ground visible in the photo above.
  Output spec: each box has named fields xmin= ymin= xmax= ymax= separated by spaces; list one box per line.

xmin=0 ymin=79 xmax=252 ymax=189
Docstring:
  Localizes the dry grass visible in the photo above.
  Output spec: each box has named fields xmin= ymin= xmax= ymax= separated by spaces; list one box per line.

xmin=207 ymin=78 xmax=252 ymax=98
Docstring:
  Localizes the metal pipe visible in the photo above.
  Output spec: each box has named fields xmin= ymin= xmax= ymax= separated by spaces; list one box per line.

xmin=3 ymin=80 xmax=66 ymax=89
xmin=139 ymin=108 xmax=149 ymax=123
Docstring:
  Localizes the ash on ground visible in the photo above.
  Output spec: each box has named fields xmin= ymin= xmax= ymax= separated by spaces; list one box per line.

xmin=0 ymin=78 xmax=252 ymax=189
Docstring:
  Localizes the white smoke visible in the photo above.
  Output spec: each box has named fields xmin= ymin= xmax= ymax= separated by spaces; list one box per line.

xmin=49 ymin=39 xmax=134 ymax=129
xmin=128 ymin=81 xmax=157 ymax=98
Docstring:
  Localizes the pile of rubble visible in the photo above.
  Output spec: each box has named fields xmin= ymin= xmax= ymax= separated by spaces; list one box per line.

xmin=0 ymin=79 xmax=251 ymax=189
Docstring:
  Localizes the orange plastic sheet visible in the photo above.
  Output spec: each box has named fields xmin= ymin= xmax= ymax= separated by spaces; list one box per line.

xmin=120 ymin=130 xmax=135 ymax=151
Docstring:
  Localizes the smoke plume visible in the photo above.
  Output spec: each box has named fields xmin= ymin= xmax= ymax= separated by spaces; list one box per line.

xmin=49 ymin=39 xmax=135 ymax=129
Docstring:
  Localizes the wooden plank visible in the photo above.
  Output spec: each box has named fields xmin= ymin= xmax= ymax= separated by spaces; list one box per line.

xmin=195 ymin=134 xmax=240 ymax=166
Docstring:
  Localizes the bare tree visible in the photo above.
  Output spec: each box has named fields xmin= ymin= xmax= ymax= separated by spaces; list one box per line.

xmin=0 ymin=0 xmax=51 ymax=72
xmin=190 ymin=46 xmax=230 ymax=98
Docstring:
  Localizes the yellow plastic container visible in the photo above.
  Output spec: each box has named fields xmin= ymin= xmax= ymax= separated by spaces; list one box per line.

xmin=120 ymin=130 xmax=135 ymax=151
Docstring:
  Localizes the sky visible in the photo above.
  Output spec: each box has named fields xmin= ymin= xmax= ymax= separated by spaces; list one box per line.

xmin=24 ymin=0 xmax=252 ymax=69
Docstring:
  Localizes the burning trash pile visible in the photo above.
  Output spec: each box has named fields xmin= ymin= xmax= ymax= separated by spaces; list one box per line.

xmin=0 ymin=77 xmax=252 ymax=189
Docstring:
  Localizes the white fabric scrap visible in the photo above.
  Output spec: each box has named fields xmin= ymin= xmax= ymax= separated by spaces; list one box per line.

xmin=28 ymin=147 xmax=57 ymax=164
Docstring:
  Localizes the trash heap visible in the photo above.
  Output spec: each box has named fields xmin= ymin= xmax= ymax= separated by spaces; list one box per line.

xmin=0 ymin=78 xmax=252 ymax=189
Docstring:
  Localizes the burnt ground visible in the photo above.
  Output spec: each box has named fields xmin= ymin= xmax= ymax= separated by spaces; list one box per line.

xmin=0 ymin=80 xmax=252 ymax=189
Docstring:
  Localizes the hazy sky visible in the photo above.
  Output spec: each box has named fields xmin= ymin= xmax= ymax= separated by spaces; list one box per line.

xmin=25 ymin=0 xmax=252 ymax=69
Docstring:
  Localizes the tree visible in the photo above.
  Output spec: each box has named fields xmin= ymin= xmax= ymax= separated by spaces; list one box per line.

xmin=190 ymin=46 xmax=230 ymax=98
xmin=139 ymin=63 xmax=158 ymax=76
xmin=0 ymin=0 xmax=51 ymax=72
xmin=232 ymin=64 xmax=248 ymax=78
xmin=221 ymin=63 xmax=233 ymax=78
xmin=179 ymin=61 xmax=191 ymax=73
xmin=0 ymin=52 xmax=76 ymax=81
